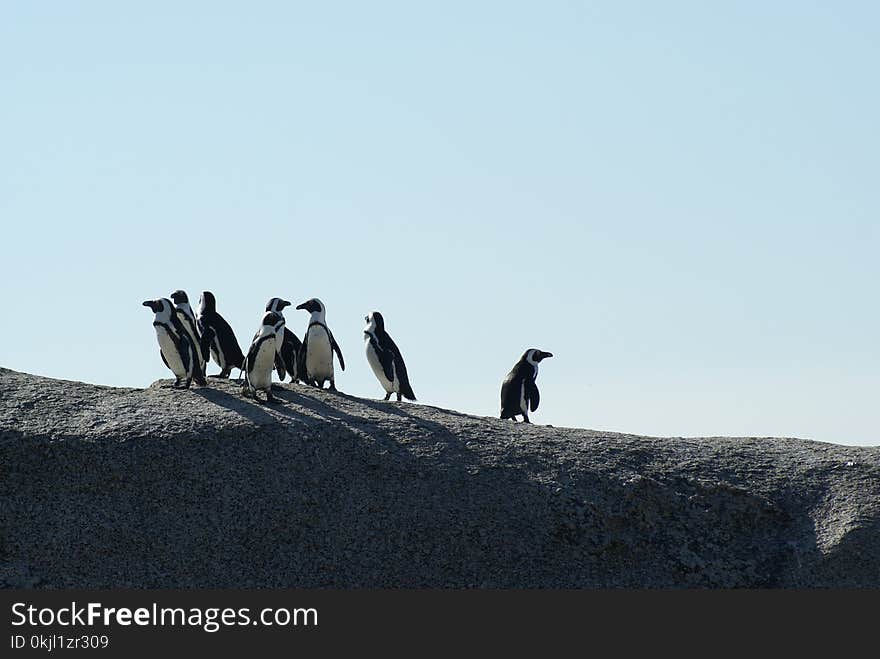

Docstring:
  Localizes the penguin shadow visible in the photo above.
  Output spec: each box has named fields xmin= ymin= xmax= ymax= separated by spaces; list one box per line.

xmin=271 ymin=387 xmax=402 ymax=436
xmin=372 ymin=398 xmax=493 ymax=427
xmin=284 ymin=388 xmax=486 ymax=469
xmin=346 ymin=396 xmax=412 ymax=418
xmin=192 ymin=385 xmax=314 ymax=427
xmin=351 ymin=397 xmax=583 ymax=476
xmin=354 ymin=396 xmax=459 ymax=432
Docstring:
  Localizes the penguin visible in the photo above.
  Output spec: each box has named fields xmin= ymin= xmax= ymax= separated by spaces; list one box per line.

xmin=242 ymin=311 xmax=285 ymax=404
xmin=170 ymin=290 xmax=211 ymax=378
xmin=500 ymin=349 xmax=553 ymax=423
xmin=265 ymin=297 xmax=303 ymax=384
xmin=197 ymin=291 xmax=245 ymax=378
xmin=295 ymin=298 xmax=345 ymax=390
xmin=363 ymin=311 xmax=416 ymax=402
xmin=143 ymin=298 xmax=206 ymax=388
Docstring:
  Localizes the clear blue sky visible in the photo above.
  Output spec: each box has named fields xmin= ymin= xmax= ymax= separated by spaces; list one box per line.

xmin=2 ymin=2 xmax=877 ymax=445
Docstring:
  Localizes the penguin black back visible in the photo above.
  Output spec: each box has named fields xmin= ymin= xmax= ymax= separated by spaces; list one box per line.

xmin=197 ymin=291 xmax=245 ymax=378
xmin=500 ymin=349 xmax=553 ymax=423
xmin=364 ymin=311 xmax=416 ymax=401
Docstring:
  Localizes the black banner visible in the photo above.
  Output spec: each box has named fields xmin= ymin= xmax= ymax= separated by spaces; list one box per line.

xmin=2 ymin=589 xmax=877 ymax=655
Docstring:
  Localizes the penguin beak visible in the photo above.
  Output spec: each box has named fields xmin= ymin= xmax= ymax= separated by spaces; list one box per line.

xmin=280 ymin=300 xmax=291 ymax=309
xmin=541 ymin=352 xmax=553 ymax=360
xmin=295 ymin=301 xmax=309 ymax=311
xmin=142 ymin=300 xmax=158 ymax=312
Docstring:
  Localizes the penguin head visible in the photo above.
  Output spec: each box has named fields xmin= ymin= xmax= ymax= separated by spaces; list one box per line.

xmin=364 ymin=311 xmax=385 ymax=333
xmin=266 ymin=298 xmax=291 ymax=313
xmin=525 ymin=349 xmax=553 ymax=364
xmin=170 ymin=290 xmax=189 ymax=305
xmin=143 ymin=298 xmax=172 ymax=318
xmin=261 ymin=311 xmax=285 ymax=339
xmin=199 ymin=291 xmax=216 ymax=314
xmin=262 ymin=311 xmax=283 ymax=327
xmin=296 ymin=298 xmax=324 ymax=315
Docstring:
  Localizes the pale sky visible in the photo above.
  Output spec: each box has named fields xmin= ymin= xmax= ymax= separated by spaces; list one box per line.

xmin=1 ymin=2 xmax=877 ymax=445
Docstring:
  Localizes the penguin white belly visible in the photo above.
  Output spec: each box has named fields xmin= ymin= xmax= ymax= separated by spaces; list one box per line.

xmin=306 ymin=326 xmax=334 ymax=380
xmin=156 ymin=327 xmax=187 ymax=378
xmin=365 ymin=338 xmax=396 ymax=393
xmin=250 ymin=339 xmax=276 ymax=390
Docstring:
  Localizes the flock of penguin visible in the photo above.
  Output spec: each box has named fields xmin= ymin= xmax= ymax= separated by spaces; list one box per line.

xmin=143 ymin=291 xmax=553 ymax=423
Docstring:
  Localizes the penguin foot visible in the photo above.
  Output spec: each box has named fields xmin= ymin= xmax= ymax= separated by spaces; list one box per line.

xmin=384 ymin=392 xmax=392 ymax=401
xmin=396 ymin=393 xmax=402 ymax=402
xmin=328 ymin=383 xmax=337 ymax=392
xmin=270 ymin=383 xmax=284 ymax=391
xmin=208 ymin=374 xmax=227 ymax=379
xmin=266 ymin=392 xmax=281 ymax=405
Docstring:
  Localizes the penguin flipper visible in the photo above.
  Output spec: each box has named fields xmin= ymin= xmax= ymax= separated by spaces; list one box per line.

xmin=388 ymin=340 xmax=415 ymax=401
xmin=274 ymin=353 xmax=287 ymax=381
xmin=372 ymin=337 xmax=396 ymax=384
xmin=328 ymin=328 xmax=345 ymax=371
xmin=160 ymin=350 xmax=170 ymax=370
xmin=167 ymin=314 xmax=193 ymax=376
xmin=298 ymin=333 xmax=310 ymax=382
xmin=178 ymin=333 xmax=192 ymax=376
xmin=214 ymin=312 xmax=246 ymax=368
xmin=280 ymin=338 xmax=299 ymax=382
xmin=526 ymin=379 xmax=540 ymax=412
xmin=284 ymin=327 xmax=302 ymax=351
xmin=245 ymin=338 xmax=264 ymax=375
xmin=182 ymin=313 xmax=207 ymax=363
xmin=199 ymin=326 xmax=215 ymax=364
xmin=190 ymin=343 xmax=207 ymax=385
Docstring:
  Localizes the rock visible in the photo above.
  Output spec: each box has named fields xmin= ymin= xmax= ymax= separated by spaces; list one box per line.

xmin=0 ymin=367 xmax=878 ymax=588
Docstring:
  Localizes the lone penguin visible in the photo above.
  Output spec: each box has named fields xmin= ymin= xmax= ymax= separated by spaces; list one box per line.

xmin=143 ymin=298 xmax=207 ymax=388
xmin=242 ymin=311 xmax=285 ymax=404
xmin=296 ymin=298 xmax=345 ymax=390
xmin=265 ymin=297 xmax=303 ymax=384
xmin=170 ymin=290 xmax=211 ymax=376
xmin=363 ymin=311 xmax=416 ymax=401
xmin=500 ymin=349 xmax=553 ymax=423
xmin=197 ymin=291 xmax=245 ymax=378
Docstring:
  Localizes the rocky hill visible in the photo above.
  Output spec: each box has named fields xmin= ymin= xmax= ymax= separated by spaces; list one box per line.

xmin=1 ymin=367 xmax=878 ymax=588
